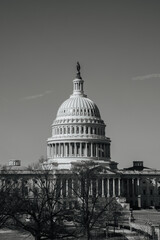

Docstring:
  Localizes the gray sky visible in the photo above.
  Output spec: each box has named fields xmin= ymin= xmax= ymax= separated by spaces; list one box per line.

xmin=0 ymin=0 xmax=160 ymax=169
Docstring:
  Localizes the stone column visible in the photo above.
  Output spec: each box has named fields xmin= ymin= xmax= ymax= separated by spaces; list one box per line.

xmin=61 ymin=143 xmax=63 ymax=157
xmin=96 ymin=144 xmax=98 ymax=158
xmin=58 ymin=143 xmax=61 ymax=157
xmin=66 ymin=179 xmax=68 ymax=196
xmin=107 ymin=178 xmax=110 ymax=197
xmin=50 ymin=144 xmax=52 ymax=158
xmin=74 ymin=142 xmax=76 ymax=157
xmin=69 ymin=142 xmax=72 ymax=157
xmin=91 ymin=143 xmax=93 ymax=157
xmin=137 ymin=178 xmax=141 ymax=208
xmin=55 ymin=144 xmax=57 ymax=157
xmin=63 ymin=143 xmax=66 ymax=157
xmin=102 ymin=179 xmax=105 ymax=197
xmin=118 ymin=178 xmax=121 ymax=196
xmin=113 ymin=178 xmax=115 ymax=197
xmin=80 ymin=142 xmax=82 ymax=157
xmin=85 ymin=143 xmax=88 ymax=157
xmin=53 ymin=144 xmax=55 ymax=158
xmin=96 ymin=179 xmax=99 ymax=196
xmin=65 ymin=143 xmax=67 ymax=156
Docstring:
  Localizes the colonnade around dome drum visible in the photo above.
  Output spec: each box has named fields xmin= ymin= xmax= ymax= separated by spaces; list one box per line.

xmin=47 ymin=141 xmax=110 ymax=160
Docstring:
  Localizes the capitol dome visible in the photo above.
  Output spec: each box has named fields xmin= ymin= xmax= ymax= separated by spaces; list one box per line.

xmin=46 ymin=63 xmax=111 ymax=170
xmin=56 ymin=95 xmax=101 ymax=119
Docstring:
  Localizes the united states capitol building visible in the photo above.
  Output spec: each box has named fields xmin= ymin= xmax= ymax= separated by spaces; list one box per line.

xmin=2 ymin=63 xmax=160 ymax=210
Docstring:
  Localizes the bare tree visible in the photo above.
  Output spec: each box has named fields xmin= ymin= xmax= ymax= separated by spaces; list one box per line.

xmin=27 ymin=156 xmax=46 ymax=170
xmin=0 ymin=176 xmax=13 ymax=228
xmin=6 ymin=170 xmax=73 ymax=240
xmin=70 ymin=161 xmax=123 ymax=240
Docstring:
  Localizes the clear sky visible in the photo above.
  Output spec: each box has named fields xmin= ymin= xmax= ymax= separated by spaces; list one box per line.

xmin=0 ymin=0 xmax=160 ymax=169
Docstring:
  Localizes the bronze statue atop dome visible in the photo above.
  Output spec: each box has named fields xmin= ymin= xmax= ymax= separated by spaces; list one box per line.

xmin=76 ymin=61 xmax=82 ymax=79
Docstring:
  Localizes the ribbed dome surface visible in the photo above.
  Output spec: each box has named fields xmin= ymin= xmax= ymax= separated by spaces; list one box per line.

xmin=57 ymin=96 xmax=101 ymax=118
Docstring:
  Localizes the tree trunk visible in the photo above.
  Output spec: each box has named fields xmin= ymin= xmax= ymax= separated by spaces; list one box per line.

xmin=86 ymin=226 xmax=91 ymax=240
xmin=35 ymin=235 xmax=41 ymax=240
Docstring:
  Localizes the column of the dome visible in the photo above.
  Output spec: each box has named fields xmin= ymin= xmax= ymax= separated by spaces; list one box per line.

xmin=91 ymin=143 xmax=93 ymax=157
xmin=61 ymin=144 xmax=63 ymax=157
xmin=51 ymin=144 xmax=53 ymax=158
xmin=52 ymin=144 xmax=54 ymax=158
xmin=63 ymin=143 xmax=66 ymax=157
xmin=74 ymin=142 xmax=76 ymax=157
xmin=58 ymin=143 xmax=61 ymax=157
xmin=96 ymin=144 xmax=98 ymax=158
xmin=85 ymin=143 xmax=87 ymax=157
xmin=56 ymin=143 xmax=59 ymax=157
xmin=56 ymin=143 xmax=58 ymax=157
xmin=80 ymin=142 xmax=82 ymax=157
xmin=69 ymin=143 xmax=72 ymax=157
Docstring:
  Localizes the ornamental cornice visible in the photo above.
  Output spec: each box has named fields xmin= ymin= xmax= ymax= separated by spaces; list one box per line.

xmin=47 ymin=135 xmax=109 ymax=141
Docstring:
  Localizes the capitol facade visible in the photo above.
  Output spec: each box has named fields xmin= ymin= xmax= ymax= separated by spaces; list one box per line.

xmin=1 ymin=63 xmax=160 ymax=210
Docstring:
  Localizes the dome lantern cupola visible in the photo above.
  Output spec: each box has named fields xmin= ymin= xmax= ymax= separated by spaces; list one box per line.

xmin=72 ymin=62 xmax=86 ymax=97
